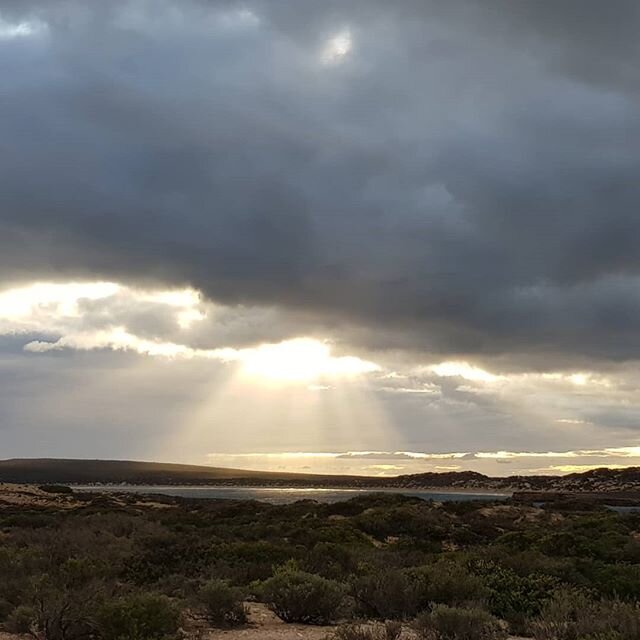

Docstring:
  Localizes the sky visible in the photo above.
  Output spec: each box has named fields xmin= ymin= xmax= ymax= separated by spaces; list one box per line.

xmin=1 ymin=0 xmax=640 ymax=477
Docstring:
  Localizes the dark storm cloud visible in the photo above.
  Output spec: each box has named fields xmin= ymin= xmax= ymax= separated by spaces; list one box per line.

xmin=2 ymin=0 xmax=640 ymax=364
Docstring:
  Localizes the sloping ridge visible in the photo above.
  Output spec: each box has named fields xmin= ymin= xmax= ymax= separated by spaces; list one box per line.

xmin=0 ymin=458 xmax=638 ymax=491
xmin=0 ymin=458 xmax=355 ymax=485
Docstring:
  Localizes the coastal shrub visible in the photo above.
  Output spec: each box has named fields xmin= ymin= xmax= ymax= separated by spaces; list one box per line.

xmin=126 ymin=533 xmax=210 ymax=584
xmin=570 ymin=560 xmax=640 ymax=600
xmin=352 ymin=562 xmax=487 ymax=620
xmin=494 ymin=530 xmax=541 ymax=553
xmin=332 ymin=624 xmax=375 ymax=640
xmin=154 ymin=573 xmax=198 ymax=599
xmin=352 ymin=569 xmax=421 ymax=619
xmin=355 ymin=504 xmax=447 ymax=543
xmin=0 ymin=547 xmax=40 ymax=621
xmin=530 ymin=589 xmax=640 ymax=640
xmin=383 ymin=620 xmax=403 ymax=639
xmin=260 ymin=565 xmax=345 ymax=624
xmin=5 ymin=605 xmax=37 ymax=634
xmin=17 ymin=562 xmax=107 ymax=640
xmin=470 ymin=560 xmax=559 ymax=631
xmin=414 ymin=605 xmax=506 ymax=640
xmin=332 ymin=621 xmax=402 ymax=640
xmin=476 ymin=546 xmax=568 ymax=578
xmin=39 ymin=485 xmax=73 ymax=494
xmin=0 ymin=599 xmax=13 ymax=622
xmin=206 ymin=541 xmax=298 ymax=583
xmin=194 ymin=579 xmax=246 ymax=627
xmin=96 ymin=593 xmax=181 ymax=640
xmin=1 ymin=513 xmax=54 ymax=529
xmin=537 ymin=531 xmax=594 ymax=559
xmin=408 ymin=562 xmax=489 ymax=608
xmin=305 ymin=542 xmax=358 ymax=580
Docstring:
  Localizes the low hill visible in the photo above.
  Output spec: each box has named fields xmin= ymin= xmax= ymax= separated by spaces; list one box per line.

xmin=0 ymin=458 xmax=361 ymax=486
xmin=0 ymin=458 xmax=639 ymax=494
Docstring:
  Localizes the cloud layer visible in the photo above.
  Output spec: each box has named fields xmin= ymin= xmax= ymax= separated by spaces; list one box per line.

xmin=2 ymin=1 xmax=640 ymax=365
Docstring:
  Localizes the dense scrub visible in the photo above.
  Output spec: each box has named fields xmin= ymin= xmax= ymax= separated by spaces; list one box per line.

xmin=0 ymin=490 xmax=638 ymax=639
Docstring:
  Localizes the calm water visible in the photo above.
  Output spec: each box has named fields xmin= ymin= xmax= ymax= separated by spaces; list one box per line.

xmin=76 ymin=485 xmax=510 ymax=505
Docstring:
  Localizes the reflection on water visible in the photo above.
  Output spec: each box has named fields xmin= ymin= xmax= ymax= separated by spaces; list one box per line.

xmin=76 ymin=485 xmax=511 ymax=505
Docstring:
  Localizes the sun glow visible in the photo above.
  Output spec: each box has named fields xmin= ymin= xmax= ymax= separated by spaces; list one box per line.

xmin=321 ymin=28 xmax=352 ymax=65
xmin=239 ymin=338 xmax=379 ymax=382
xmin=429 ymin=361 xmax=500 ymax=383
xmin=0 ymin=281 xmax=120 ymax=321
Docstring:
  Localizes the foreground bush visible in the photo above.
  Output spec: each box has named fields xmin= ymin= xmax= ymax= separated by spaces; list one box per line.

xmin=96 ymin=593 xmax=181 ymax=640
xmin=471 ymin=560 xmax=559 ymax=632
xmin=352 ymin=569 xmax=420 ymax=620
xmin=531 ymin=589 xmax=640 ymax=640
xmin=414 ymin=605 xmax=506 ymax=640
xmin=11 ymin=565 xmax=105 ymax=640
xmin=353 ymin=563 xmax=488 ymax=620
xmin=332 ymin=621 xmax=402 ymax=640
xmin=194 ymin=579 xmax=246 ymax=627
xmin=260 ymin=565 xmax=345 ymax=624
xmin=408 ymin=563 xmax=489 ymax=608
xmin=5 ymin=605 xmax=37 ymax=634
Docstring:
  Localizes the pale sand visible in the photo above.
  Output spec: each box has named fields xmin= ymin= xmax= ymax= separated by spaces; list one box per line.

xmin=0 ymin=483 xmax=80 ymax=509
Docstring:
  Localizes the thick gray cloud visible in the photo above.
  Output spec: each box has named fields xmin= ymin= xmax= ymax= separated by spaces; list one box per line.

xmin=2 ymin=0 xmax=640 ymax=366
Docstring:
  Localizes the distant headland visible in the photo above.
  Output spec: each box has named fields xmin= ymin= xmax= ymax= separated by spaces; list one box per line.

xmin=1 ymin=458 xmax=639 ymax=498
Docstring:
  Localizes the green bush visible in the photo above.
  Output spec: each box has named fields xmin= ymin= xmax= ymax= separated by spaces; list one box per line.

xmin=471 ymin=560 xmax=559 ymax=631
xmin=260 ymin=565 xmax=345 ymax=624
xmin=305 ymin=542 xmax=358 ymax=580
xmin=530 ymin=590 xmax=640 ymax=640
xmin=96 ymin=593 xmax=181 ymax=640
xmin=408 ymin=562 xmax=489 ymax=608
xmin=39 ymin=485 xmax=73 ymax=494
xmin=352 ymin=563 xmax=487 ymax=620
xmin=5 ymin=605 xmax=37 ymax=634
xmin=19 ymin=568 xmax=105 ymax=640
xmin=332 ymin=621 xmax=402 ymax=640
xmin=573 ymin=560 xmax=640 ymax=600
xmin=352 ymin=569 xmax=421 ymax=619
xmin=414 ymin=605 xmax=506 ymax=640
xmin=195 ymin=579 xmax=246 ymax=627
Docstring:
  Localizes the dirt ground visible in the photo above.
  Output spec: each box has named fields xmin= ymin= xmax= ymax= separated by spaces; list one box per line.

xmin=202 ymin=604 xmax=530 ymax=640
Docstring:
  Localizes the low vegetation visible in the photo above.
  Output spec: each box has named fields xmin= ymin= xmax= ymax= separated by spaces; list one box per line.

xmin=260 ymin=563 xmax=346 ymax=624
xmin=414 ymin=606 xmax=506 ymax=640
xmin=0 ymin=489 xmax=638 ymax=639
xmin=332 ymin=620 xmax=402 ymax=640
xmin=193 ymin=579 xmax=247 ymax=627
xmin=96 ymin=593 xmax=181 ymax=640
